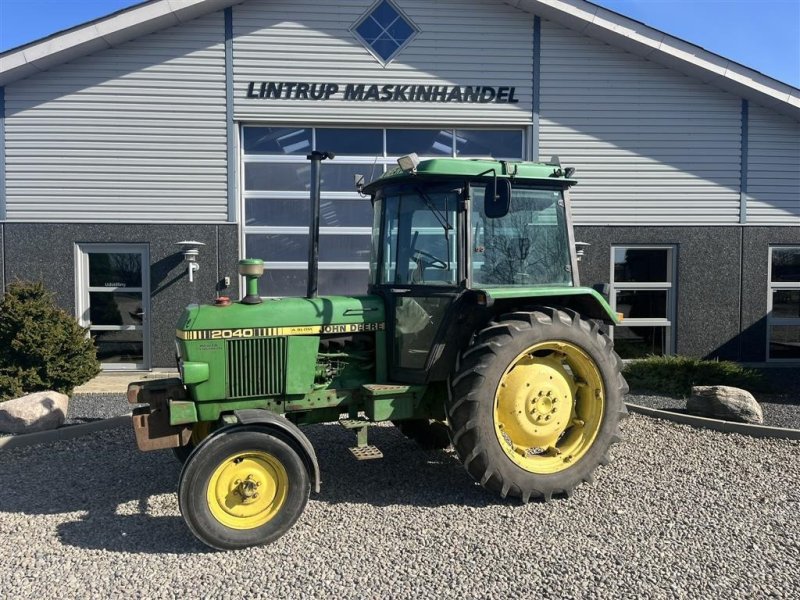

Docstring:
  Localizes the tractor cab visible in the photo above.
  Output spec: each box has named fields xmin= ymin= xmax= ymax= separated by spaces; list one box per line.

xmin=362 ymin=155 xmax=582 ymax=383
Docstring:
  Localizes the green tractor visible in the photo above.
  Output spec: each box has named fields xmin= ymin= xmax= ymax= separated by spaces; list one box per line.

xmin=129 ymin=151 xmax=628 ymax=550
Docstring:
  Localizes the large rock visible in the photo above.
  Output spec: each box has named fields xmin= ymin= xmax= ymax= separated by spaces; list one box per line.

xmin=0 ymin=391 xmax=69 ymax=434
xmin=686 ymin=385 xmax=763 ymax=424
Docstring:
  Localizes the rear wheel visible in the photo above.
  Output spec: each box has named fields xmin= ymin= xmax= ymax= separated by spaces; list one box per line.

xmin=448 ymin=308 xmax=627 ymax=501
xmin=178 ymin=427 xmax=310 ymax=550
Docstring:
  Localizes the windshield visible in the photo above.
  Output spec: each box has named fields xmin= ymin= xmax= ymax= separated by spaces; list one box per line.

xmin=374 ymin=185 xmax=460 ymax=286
xmin=471 ymin=185 xmax=572 ymax=287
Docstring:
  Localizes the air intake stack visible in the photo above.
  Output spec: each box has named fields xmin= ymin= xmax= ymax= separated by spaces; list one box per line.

xmin=238 ymin=258 xmax=264 ymax=304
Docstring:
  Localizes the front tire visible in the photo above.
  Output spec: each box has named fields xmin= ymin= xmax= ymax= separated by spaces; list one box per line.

xmin=178 ymin=427 xmax=310 ymax=550
xmin=448 ymin=308 xmax=627 ymax=502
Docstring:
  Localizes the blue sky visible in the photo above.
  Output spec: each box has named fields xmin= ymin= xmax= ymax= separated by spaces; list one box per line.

xmin=0 ymin=0 xmax=798 ymax=87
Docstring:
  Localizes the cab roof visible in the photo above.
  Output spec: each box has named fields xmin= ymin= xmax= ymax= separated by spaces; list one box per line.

xmin=362 ymin=158 xmax=577 ymax=194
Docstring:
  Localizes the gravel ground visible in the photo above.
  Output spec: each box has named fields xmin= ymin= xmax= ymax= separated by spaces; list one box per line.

xmin=1 ymin=415 xmax=798 ymax=599
xmin=65 ymin=393 xmax=129 ymax=425
xmin=628 ymin=393 xmax=800 ymax=430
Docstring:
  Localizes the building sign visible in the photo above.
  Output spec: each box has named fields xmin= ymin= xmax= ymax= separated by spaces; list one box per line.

xmin=245 ymin=82 xmax=519 ymax=104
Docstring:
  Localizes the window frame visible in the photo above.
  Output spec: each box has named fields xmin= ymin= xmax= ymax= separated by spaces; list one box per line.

xmin=609 ymin=245 xmax=677 ymax=357
xmin=74 ymin=243 xmax=151 ymax=371
xmin=767 ymin=246 xmax=800 ymax=362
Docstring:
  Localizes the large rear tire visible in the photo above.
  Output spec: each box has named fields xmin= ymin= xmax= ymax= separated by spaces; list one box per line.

xmin=448 ymin=308 xmax=627 ymax=502
xmin=178 ymin=427 xmax=310 ymax=550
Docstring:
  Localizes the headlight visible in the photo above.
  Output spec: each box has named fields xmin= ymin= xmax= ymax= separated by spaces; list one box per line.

xmin=181 ymin=362 xmax=210 ymax=385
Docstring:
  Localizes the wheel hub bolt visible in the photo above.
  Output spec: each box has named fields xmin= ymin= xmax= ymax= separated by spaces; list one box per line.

xmin=237 ymin=475 xmax=259 ymax=499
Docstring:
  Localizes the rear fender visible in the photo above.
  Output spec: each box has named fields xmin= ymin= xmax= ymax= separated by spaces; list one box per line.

xmin=484 ymin=287 xmax=619 ymax=324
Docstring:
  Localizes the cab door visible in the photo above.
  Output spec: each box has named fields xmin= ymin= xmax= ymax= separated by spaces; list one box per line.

xmin=372 ymin=183 xmax=465 ymax=383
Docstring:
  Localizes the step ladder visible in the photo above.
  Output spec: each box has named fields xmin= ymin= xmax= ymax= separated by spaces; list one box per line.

xmin=339 ymin=417 xmax=383 ymax=461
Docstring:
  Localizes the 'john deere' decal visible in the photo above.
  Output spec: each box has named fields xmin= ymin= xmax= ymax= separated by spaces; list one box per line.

xmin=177 ymin=322 xmax=385 ymax=341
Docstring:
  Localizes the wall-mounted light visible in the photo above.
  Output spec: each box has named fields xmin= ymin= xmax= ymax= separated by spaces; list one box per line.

xmin=176 ymin=240 xmax=206 ymax=283
xmin=575 ymin=241 xmax=591 ymax=262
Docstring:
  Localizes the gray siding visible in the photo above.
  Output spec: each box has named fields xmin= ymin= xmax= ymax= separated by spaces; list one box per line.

xmin=539 ymin=20 xmax=742 ymax=226
xmin=4 ymin=13 xmax=228 ymax=223
xmin=233 ymin=0 xmax=533 ymax=125
xmin=746 ymin=103 xmax=800 ymax=224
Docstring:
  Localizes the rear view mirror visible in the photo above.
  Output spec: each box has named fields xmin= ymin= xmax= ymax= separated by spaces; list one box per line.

xmin=484 ymin=178 xmax=511 ymax=218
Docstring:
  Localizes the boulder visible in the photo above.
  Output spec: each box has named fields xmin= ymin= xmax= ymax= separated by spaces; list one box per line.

xmin=0 ymin=391 xmax=69 ymax=434
xmin=686 ymin=385 xmax=763 ymax=424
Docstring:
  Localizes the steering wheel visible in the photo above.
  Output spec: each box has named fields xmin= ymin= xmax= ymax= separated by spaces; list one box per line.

xmin=412 ymin=249 xmax=448 ymax=270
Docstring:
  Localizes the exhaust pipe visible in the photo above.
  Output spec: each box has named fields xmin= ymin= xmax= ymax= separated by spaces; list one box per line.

xmin=306 ymin=150 xmax=335 ymax=299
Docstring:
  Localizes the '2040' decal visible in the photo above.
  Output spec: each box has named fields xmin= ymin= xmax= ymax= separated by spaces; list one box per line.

xmin=176 ymin=322 xmax=385 ymax=341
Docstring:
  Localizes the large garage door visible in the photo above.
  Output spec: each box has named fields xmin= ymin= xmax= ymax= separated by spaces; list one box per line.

xmin=241 ymin=126 xmax=524 ymax=297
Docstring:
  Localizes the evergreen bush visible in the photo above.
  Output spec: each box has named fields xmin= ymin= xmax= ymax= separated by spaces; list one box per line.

xmin=0 ymin=281 xmax=100 ymax=401
xmin=622 ymin=355 xmax=766 ymax=397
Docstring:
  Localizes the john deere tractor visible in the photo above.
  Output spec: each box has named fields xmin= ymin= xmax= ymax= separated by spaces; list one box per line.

xmin=129 ymin=151 xmax=628 ymax=550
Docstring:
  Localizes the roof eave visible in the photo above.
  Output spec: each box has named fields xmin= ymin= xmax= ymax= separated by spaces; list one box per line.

xmin=507 ymin=0 xmax=800 ymax=121
xmin=0 ymin=0 xmax=240 ymax=87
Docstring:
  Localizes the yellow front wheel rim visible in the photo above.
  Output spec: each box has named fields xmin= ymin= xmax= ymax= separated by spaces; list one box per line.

xmin=206 ymin=450 xmax=289 ymax=530
xmin=493 ymin=341 xmax=604 ymax=474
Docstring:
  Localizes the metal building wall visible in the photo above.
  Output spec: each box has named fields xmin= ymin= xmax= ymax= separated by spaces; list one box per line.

xmin=3 ymin=12 xmax=228 ymax=223
xmin=746 ymin=103 xmax=800 ymax=224
xmin=538 ymin=20 xmax=743 ymax=226
xmin=232 ymin=0 xmax=533 ymax=125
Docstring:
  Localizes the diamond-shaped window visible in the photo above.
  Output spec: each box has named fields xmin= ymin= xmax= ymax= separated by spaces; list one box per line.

xmin=352 ymin=0 xmax=419 ymax=65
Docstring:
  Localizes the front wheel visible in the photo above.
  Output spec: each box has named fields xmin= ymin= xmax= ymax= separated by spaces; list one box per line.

xmin=178 ymin=427 xmax=310 ymax=550
xmin=448 ymin=308 xmax=627 ymax=502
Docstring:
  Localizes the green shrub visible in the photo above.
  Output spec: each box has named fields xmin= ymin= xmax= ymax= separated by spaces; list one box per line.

xmin=622 ymin=355 xmax=766 ymax=397
xmin=0 ymin=281 xmax=100 ymax=401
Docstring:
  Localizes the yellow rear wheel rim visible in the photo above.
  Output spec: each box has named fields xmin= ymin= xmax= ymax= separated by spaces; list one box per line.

xmin=493 ymin=341 xmax=604 ymax=474
xmin=206 ymin=450 xmax=288 ymax=530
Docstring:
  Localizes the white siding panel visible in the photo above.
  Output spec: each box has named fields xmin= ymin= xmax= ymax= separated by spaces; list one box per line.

xmin=4 ymin=13 xmax=227 ymax=223
xmin=747 ymin=104 xmax=800 ymax=225
xmin=233 ymin=0 xmax=533 ymax=125
xmin=539 ymin=21 xmax=742 ymax=226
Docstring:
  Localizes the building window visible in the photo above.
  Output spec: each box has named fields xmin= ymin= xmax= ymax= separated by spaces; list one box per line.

xmin=352 ymin=0 xmax=419 ymax=64
xmin=241 ymin=126 xmax=524 ymax=297
xmin=610 ymin=246 xmax=676 ymax=358
xmin=768 ymin=247 xmax=800 ymax=361
xmin=75 ymin=244 xmax=150 ymax=370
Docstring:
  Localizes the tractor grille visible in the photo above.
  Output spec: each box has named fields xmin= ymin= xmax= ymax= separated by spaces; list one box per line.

xmin=226 ymin=337 xmax=287 ymax=399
